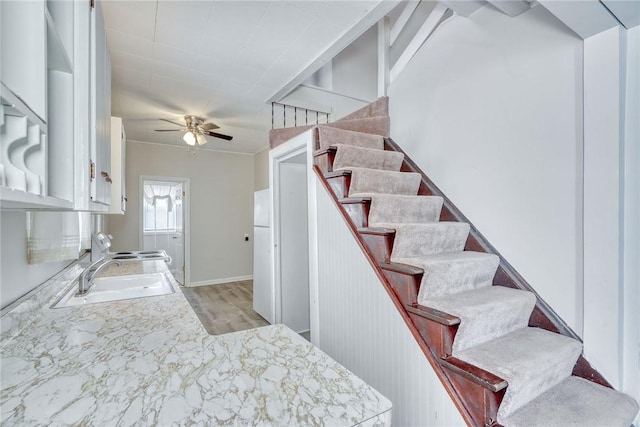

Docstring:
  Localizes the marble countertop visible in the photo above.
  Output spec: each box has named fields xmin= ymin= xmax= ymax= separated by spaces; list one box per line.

xmin=0 ymin=258 xmax=391 ymax=426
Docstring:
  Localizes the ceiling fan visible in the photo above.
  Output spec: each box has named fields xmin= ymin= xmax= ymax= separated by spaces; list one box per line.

xmin=154 ymin=116 xmax=233 ymax=145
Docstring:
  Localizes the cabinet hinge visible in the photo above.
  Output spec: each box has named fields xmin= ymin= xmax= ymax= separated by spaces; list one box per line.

xmin=90 ymin=161 xmax=96 ymax=180
xmin=182 ymin=190 xmax=186 ymax=197
xmin=90 ymin=0 xmax=95 ymax=9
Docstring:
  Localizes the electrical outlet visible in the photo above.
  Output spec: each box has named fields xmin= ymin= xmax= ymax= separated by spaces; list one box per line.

xmin=244 ymin=233 xmax=249 ymax=241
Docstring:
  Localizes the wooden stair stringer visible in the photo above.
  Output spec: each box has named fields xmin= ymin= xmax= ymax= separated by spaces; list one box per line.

xmin=385 ymin=137 xmax=612 ymax=390
xmin=313 ymin=124 xmax=619 ymax=426
xmin=313 ymin=164 xmax=478 ymax=426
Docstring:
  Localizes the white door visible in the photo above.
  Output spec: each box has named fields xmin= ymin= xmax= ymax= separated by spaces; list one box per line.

xmin=279 ymin=162 xmax=310 ymax=333
xmin=142 ymin=179 xmax=185 ymax=284
xmin=253 ymin=226 xmax=273 ymax=323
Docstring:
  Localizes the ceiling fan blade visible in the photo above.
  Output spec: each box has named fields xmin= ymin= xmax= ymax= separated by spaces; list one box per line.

xmin=200 ymin=122 xmax=219 ymax=131
xmin=205 ymin=131 xmax=233 ymax=141
xmin=159 ymin=118 xmax=185 ymax=127
xmin=154 ymin=129 xmax=183 ymax=132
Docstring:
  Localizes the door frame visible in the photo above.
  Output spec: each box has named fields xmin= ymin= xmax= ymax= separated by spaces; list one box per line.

xmin=269 ymin=129 xmax=319 ymax=343
xmin=139 ymin=175 xmax=191 ymax=286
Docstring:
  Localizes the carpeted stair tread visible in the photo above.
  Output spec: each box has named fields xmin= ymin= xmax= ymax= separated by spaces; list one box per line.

xmin=502 ymin=376 xmax=640 ymax=427
xmin=423 ymin=286 xmax=536 ymax=353
xmin=455 ymin=327 xmax=583 ymax=422
xmin=394 ymin=251 xmax=500 ymax=299
xmin=347 ymin=167 xmax=421 ymax=196
xmin=332 ymin=144 xmax=404 ymax=172
xmin=374 ymin=222 xmax=470 ymax=258
xmin=318 ymin=125 xmax=384 ymax=150
xmin=361 ymin=194 xmax=443 ymax=224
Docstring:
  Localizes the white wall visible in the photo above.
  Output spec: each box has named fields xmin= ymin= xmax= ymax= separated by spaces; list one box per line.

xmin=0 ymin=211 xmax=73 ymax=308
xmin=332 ymin=26 xmax=378 ymax=103
xmin=582 ymin=25 xmax=623 ymax=388
xmin=314 ymin=178 xmax=464 ymax=426
xmin=107 ymin=141 xmax=254 ymax=285
xmin=389 ymin=5 xmax=584 ymax=332
xmin=621 ymin=25 xmax=639 ymax=411
xmin=254 ymin=146 xmax=270 ymax=191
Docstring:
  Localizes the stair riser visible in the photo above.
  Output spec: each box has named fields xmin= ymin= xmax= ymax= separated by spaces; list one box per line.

xmin=445 ymin=368 xmax=505 ymax=427
xmin=341 ymin=201 xmax=369 ymax=228
xmin=360 ymin=232 xmax=394 ymax=263
xmin=326 ymin=175 xmax=350 ymax=199
xmin=349 ymin=170 xmax=421 ymax=196
xmin=408 ymin=313 xmax=458 ymax=358
xmin=333 ymin=147 xmax=404 ymax=172
xmin=411 ymin=255 xmax=500 ymax=300
xmin=369 ymin=196 xmax=444 ymax=225
xmin=318 ymin=125 xmax=385 ymax=150
xmin=390 ymin=224 xmax=471 ymax=259
xmin=382 ymin=268 xmax=422 ymax=305
xmin=314 ymin=151 xmax=336 ymax=174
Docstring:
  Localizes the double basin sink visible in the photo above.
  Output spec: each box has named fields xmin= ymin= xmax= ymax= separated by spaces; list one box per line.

xmin=51 ymin=250 xmax=175 ymax=309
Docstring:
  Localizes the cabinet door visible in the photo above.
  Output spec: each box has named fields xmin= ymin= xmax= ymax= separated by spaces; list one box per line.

xmin=0 ymin=0 xmax=47 ymax=121
xmin=73 ymin=0 xmax=91 ymax=210
xmin=120 ymin=126 xmax=126 ymax=212
xmin=109 ymin=117 xmax=126 ymax=214
xmin=89 ymin=0 xmax=111 ymax=207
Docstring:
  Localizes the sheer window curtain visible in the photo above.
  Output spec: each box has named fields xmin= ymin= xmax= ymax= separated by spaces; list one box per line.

xmin=143 ymin=183 xmax=177 ymax=231
xmin=27 ymin=212 xmax=91 ymax=264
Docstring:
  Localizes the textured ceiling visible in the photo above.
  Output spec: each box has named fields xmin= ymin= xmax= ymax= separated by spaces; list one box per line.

xmin=102 ymin=0 xmax=382 ymax=154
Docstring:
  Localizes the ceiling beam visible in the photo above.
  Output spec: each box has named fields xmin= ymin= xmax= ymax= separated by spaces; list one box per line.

xmin=390 ymin=1 xmax=421 ymax=46
xmin=439 ymin=0 xmax=485 ymax=17
xmin=486 ymin=0 xmax=531 ymax=17
xmin=390 ymin=3 xmax=449 ymax=83
xmin=601 ymin=0 xmax=640 ymax=29
xmin=378 ymin=16 xmax=390 ymax=97
xmin=537 ymin=0 xmax=619 ymax=39
xmin=267 ymin=1 xmax=401 ymax=104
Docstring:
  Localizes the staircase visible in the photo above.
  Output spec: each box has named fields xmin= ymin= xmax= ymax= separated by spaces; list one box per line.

xmin=307 ymin=97 xmax=639 ymax=426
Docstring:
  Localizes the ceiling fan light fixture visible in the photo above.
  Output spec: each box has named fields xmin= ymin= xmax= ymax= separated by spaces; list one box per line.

xmin=196 ymin=132 xmax=207 ymax=145
xmin=183 ymin=131 xmax=196 ymax=146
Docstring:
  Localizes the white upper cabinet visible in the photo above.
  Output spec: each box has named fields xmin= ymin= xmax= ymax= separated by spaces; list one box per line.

xmin=109 ymin=117 xmax=126 ymax=215
xmin=1 ymin=0 xmax=52 ymax=207
xmin=1 ymin=1 xmax=47 ymax=121
xmin=0 ymin=0 xmax=114 ymax=211
xmin=89 ymin=0 xmax=111 ymax=209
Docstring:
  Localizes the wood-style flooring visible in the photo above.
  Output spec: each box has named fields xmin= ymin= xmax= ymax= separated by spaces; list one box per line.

xmin=180 ymin=280 xmax=269 ymax=335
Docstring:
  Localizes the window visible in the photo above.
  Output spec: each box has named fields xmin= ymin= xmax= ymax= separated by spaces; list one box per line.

xmin=143 ymin=182 xmax=182 ymax=233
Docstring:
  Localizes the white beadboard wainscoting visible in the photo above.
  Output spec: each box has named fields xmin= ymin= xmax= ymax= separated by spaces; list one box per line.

xmin=314 ymin=178 xmax=464 ymax=426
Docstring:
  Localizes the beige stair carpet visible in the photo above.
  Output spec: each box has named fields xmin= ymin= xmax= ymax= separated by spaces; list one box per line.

xmin=332 ymin=144 xmax=404 ymax=172
xmin=317 ymin=112 xmax=639 ymax=427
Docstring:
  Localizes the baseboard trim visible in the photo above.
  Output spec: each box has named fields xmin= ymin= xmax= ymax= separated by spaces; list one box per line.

xmin=187 ymin=275 xmax=253 ymax=287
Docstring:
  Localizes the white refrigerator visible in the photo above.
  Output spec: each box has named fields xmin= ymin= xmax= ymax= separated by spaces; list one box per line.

xmin=253 ymin=189 xmax=273 ymax=323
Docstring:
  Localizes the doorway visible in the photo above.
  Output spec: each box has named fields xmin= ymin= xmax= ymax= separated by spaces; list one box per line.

xmin=270 ymin=130 xmax=318 ymax=342
xmin=139 ymin=176 xmax=190 ymax=285
xmin=279 ymin=154 xmax=310 ymax=334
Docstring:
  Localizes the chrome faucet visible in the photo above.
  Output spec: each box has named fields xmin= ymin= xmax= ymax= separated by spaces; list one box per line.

xmin=77 ymin=258 xmax=122 ymax=296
